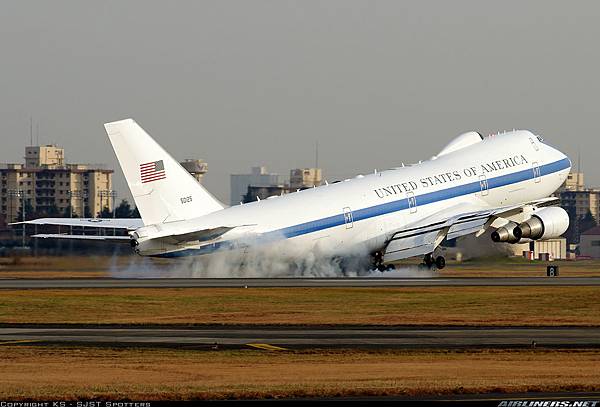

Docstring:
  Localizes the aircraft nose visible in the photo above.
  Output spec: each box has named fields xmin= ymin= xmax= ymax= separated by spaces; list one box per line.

xmin=555 ymin=146 xmax=570 ymax=167
xmin=539 ymin=135 xmax=570 ymax=166
xmin=548 ymin=143 xmax=571 ymax=183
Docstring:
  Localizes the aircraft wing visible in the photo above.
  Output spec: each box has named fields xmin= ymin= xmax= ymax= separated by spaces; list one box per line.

xmin=10 ymin=218 xmax=144 ymax=231
xmin=382 ymin=197 xmax=559 ymax=262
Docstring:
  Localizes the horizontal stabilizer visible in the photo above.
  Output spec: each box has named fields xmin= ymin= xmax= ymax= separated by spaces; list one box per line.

xmin=10 ymin=218 xmax=143 ymax=230
xmin=32 ymin=234 xmax=132 ymax=242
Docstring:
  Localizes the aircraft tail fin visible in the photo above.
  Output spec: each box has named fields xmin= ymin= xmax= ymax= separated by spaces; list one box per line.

xmin=104 ymin=119 xmax=225 ymax=225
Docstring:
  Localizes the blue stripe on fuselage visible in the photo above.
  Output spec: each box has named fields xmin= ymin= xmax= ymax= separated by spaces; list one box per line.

xmin=156 ymin=157 xmax=570 ymax=258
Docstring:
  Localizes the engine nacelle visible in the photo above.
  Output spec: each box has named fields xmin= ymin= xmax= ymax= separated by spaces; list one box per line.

xmin=515 ymin=207 xmax=569 ymax=240
xmin=491 ymin=221 xmax=522 ymax=243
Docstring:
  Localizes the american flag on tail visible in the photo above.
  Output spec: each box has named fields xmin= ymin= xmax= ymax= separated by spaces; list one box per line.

xmin=140 ymin=160 xmax=166 ymax=183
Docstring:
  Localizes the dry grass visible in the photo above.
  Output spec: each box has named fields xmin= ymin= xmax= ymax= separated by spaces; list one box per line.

xmin=0 ymin=287 xmax=599 ymax=326
xmin=0 ymin=256 xmax=129 ymax=278
xmin=1 ymin=346 xmax=599 ymax=400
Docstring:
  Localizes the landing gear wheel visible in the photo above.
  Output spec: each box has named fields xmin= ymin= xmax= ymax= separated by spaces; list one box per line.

xmin=435 ymin=256 xmax=446 ymax=270
xmin=371 ymin=251 xmax=386 ymax=272
xmin=423 ymin=253 xmax=434 ymax=268
xmin=386 ymin=264 xmax=396 ymax=271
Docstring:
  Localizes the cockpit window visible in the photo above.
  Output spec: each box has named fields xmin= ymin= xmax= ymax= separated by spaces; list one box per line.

xmin=536 ymin=135 xmax=544 ymax=142
xmin=529 ymin=137 xmax=539 ymax=151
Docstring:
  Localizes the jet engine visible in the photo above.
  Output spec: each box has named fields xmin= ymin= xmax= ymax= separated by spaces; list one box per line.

xmin=491 ymin=222 xmax=522 ymax=243
xmin=515 ymin=207 xmax=569 ymax=241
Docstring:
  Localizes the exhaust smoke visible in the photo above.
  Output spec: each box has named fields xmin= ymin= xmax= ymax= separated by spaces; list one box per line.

xmin=108 ymin=235 xmax=435 ymax=278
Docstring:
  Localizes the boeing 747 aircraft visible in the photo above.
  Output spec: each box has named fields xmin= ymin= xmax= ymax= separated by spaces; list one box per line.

xmin=16 ymin=120 xmax=571 ymax=271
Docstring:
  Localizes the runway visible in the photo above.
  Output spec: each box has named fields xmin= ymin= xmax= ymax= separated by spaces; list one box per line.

xmin=1 ymin=326 xmax=599 ymax=348
xmin=0 ymin=276 xmax=599 ymax=288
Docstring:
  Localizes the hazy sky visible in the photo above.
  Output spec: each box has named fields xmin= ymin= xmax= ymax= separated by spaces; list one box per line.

xmin=1 ymin=1 xmax=599 ymax=203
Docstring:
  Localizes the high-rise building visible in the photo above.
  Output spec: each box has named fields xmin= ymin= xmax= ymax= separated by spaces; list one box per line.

xmin=242 ymin=185 xmax=290 ymax=203
xmin=230 ymin=166 xmax=281 ymax=206
xmin=289 ymin=168 xmax=322 ymax=190
xmin=0 ymin=145 xmax=113 ymax=222
xmin=558 ymin=172 xmax=585 ymax=192
xmin=556 ymin=171 xmax=600 ymax=245
xmin=179 ymin=159 xmax=208 ymax=184
xmin=25 ymin=145 xmax=65 ymax=168
xmin=560 ymin=189 xmax=600 ymax=221
xmin=232 ymin=166 xmax=324 ymax=204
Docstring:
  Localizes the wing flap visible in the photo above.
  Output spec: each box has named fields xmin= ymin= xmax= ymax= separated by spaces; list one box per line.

xmin=446 ymin=215 xmax=492 ymax=240
xmin=383 ymin=228 xmax=446 ymax=262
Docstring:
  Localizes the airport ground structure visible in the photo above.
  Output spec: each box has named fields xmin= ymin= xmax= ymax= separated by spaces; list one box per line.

xmin=579 ymin=226 xmax=600 ymax=258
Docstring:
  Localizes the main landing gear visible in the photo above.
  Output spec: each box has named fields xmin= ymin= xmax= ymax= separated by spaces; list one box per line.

xmin=372 ymin=251 xmax=396 ymax=272
xmin=423 ymin=253 xmax=445 ymax=270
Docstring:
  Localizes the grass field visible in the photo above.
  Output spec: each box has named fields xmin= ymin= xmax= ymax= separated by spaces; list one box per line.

xmin=438 ymin=257 xmax=600 ymax=277
xmin=0 ymin=286 xmax=599 ymax=326
xmin=1 ymin=346 xmax=599 ymax=400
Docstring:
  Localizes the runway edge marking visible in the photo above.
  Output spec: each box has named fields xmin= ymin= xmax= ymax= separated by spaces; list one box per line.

xmin=0 ymin=339 xmax=41 ymax=345
xmin=247 ymin=343 xmax=288 ymax=351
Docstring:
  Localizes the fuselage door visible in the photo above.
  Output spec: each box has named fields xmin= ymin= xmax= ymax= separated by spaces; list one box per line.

xmin=407 ymin=191 xmax=417 ymax=214
xmin=532 ymin=162 xmax=541 ymax=183
xmin=343 ymin=206 xmax=354 ymax=229
xmin=479 ymin=175 xmax=489 ymax=196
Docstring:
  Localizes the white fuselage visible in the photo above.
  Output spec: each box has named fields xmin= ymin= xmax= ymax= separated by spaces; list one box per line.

xmin=135 ymin=131 xmax=570 ymax=259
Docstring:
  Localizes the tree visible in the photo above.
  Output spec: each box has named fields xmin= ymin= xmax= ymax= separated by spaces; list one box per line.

xmin=115 ymin=199 xmax=133 ymax=218
xmin=131 ymin=206 xmax=140 ymax=218
xmin=565 ymin=210 xmax=598 ymax=244
xmin=564 ymin=207 xmax=579 ymax=245
xmin=100 ymin=207 xmax=112 ymax=218
xmin=16 ymin=199 xmax=35 ymax=222
xmin=578 ymin=210 xmax=597 ymax=236
xmin=45 ymin=204 xmax=60 ymax=217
